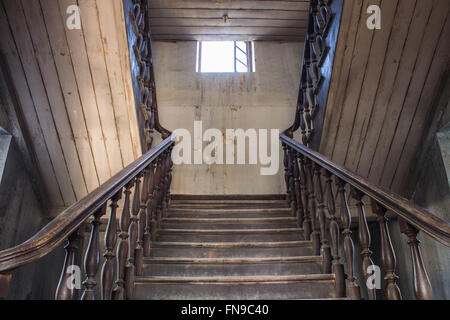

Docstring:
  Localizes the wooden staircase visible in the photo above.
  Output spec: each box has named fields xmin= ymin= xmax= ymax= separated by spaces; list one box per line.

xmin=133 ymin=196 xmax=339 ymax=300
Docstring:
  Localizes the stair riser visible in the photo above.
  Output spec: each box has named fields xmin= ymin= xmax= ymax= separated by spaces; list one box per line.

xmin=142 ymin=262 xmax=322 ymax=277
xmin=161 ymin=222 xmax=298 ymax=230
xmin=134 ymin=281 xmax=335 ymax=300
xmin=150 ymin=246 xmax=313 ymax=258
xmin=169 ymin=204 xmax=290 ymax=209
xmin=156 ymin=232 xmax=304 ymax=242
xmin=170 ymin=200 xmax=288 ymax=205
xmin=167 ymin=212 xmax=293 ymax=219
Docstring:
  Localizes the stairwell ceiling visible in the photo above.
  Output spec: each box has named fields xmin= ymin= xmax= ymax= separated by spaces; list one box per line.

xmin=148 ymin=0 xmax=309 ymax=41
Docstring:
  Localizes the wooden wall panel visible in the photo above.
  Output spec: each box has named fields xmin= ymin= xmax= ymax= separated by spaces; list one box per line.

xmin=58 ymin=0 xmax=112 ymax=185
xmin=356 ymin=0 xmax=417 ymax=178
xmin=148 ymin=0 xmax=309 ymax=41
xmin=390 ymin=10 xmax=450 ymax=193
xmin=2 ymin=0 xmax=77 ymax=204
xmin=24 ymin=0 xmax=93 ymax=198
xmin=96 ymin=0 xmax=136 ymax=167
xmin=320 ymin=0 xmax=450 ymax=198
xmin=40 ymin=0 xmax=99 ymax=194
xmin=379 ymin=0 xmax=449 ymax=188
xmin=0 ymin=3 xmax=63 ymax=206
xmin=77 ymin=0 xmax=125 ymax=176
xmin=343 ymin=0 xmax=398 ymax=171
xmin=331 ymin=0 xmax=380 ymax=165
xmin=0 ymin=0 xmax=142 ymax=207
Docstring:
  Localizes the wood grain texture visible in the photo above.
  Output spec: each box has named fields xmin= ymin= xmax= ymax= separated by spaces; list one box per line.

xmin=40 ymin=0 xmax=98 ymax=194
xmin=0 ymin=0 xmax=142 ymax=206
xmin=147 ymin=0 xmax=309 ymax=40
xmin=356 ymin=0 xmax=417 ymax=178
xmin=96 ymin=0 xmax=136 ymax=167
xmin=3 ymin=0 xmax=76 ymax=204
xmin=0 ymin=2 xmax=63 ymax=206
xmin=319 ymin=0 xmax=448 ymax=198
xmin=77 ymin=0 xmax=125 ymax=175
xmin=58 ymin=0 xmax=112 ymax=185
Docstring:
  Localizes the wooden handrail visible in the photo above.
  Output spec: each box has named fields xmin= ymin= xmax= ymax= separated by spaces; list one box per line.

xmin=280 ymin=133 xmax=450 ymax=246
xmin=0 ymin=134 xmax=176 ymax=273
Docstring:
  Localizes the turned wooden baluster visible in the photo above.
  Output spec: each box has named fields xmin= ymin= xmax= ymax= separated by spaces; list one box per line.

xmin=151 ymin=158 xmax=162 ymax=241
xmin=399 ymin=219 xmax=433 ymax=300
xmin=157 ymin=154 xmax=168 ymax=227
xmin=160 ymin=151 xmax=171 ymax=221
xmin=371 ymin=200 xmax=402 ymax=300
xmin=165 ymin=146 xmax=174 ymax=207
xmin=351 ymin=188 xmax=376 ymax=300
xmin=101 ymin=192 xmax=121 ymax=300
xmin=144 ymin=164 xmax=155 ymax=256
xmin=113 ymin=182 xmax=133 ymax=300
xmin=299 ymin=71 xmax=308 ymax=146
xmin=305 ymin=158 xmax=320 ymax=255
xmin=282 ymin=144 xmax=292 ymax=207
xmin=135 ymin=168 xmax=149 ymax=276
xmin=124 ymin=175 xmax=141 ymax=299
xmin=298 ymin=154 xmax=312 ymax=240
xmin=323 ymin=170 xmax=345 ymax=297
xmin=336 ymin=178 xmax=360 ymax=299
xmin=291 ymin=152 xmax=304 ymax=227
xmin=55 ymin=228 xmax=83 ymax=300
xmin=288 ymin=149 xmax=297 ymax=217
xmin=303 ymin=40 xmax=313 ymax=144
xmin=81 ymin=204 xmax=106 ymax=300
xmin=312 ymin=163 xmax=331 ymax=273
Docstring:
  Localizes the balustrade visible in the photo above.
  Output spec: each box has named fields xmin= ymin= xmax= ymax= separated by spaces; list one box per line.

xmin=280 ymin=133 xmax=449 ymax=300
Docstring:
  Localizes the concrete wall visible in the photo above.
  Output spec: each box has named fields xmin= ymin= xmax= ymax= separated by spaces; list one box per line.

xmin=152 ymin=41 xmax=303 ymax=195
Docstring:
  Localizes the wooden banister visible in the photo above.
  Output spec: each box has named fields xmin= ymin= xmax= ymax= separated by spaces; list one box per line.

xmin=281 ymin=132 xmax=449 ymax=300
xmin=281 ymin=133 xmax=450 ymax=246
xmin=0 ymin=134 xmax=175 ymax=274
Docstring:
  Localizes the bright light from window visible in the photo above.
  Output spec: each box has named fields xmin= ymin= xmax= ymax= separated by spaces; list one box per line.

xmin=200 ymin=41 xmax=235 ymax=72
xmin=197 ymin=41 xmax=255 ymax=73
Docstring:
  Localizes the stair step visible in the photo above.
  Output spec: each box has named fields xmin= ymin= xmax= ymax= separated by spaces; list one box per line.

xmin=156 ymin=228 xmax=304 ymax=242
xmin=170 ymin=199 xmax=288 ymax=205
xmin=161 ymin=217 xmax=298 ymax=229
xmin=169 ymin=203 xmax=289 ymax=209
xmin=134 ymin=274 xmax=335 ymax=300
xmin=150 ymin=241 xmax=313 ymax=258
xmin=142 ymin=256 xmax=323 ymax=277
xmin=171 ymin=194 xmax=286 ymax=201
xmin=167 ymin=208 xmax=292 ymax=219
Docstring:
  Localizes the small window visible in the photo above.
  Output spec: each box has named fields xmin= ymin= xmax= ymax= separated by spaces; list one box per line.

xmin=196 ymin=41 xmax=255 ymax=73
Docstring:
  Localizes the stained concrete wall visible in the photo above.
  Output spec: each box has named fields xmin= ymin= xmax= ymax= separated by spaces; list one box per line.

xmin=152 ymin=41 xmax=303 ymax=195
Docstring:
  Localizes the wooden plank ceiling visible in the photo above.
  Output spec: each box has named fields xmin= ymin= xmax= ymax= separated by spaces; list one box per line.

xmin=320 ymin=0 xmax=450 ymax=197
xmin=0 ymin=0 xmax=142 ymax=208
xmin=148 ymin=0 xmax=309 ymax=41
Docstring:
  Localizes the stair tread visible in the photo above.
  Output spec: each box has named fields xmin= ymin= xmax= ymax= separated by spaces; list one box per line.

xmin=152 ymin=240 xmax=311 ymax=248
xmin=144 ymin=256 xmax=322 ymax=264
xmin=162 ymin=217 xmax=296 ymax=222
xmin=159 ymin=228 xmax=303 ymax=233
xmin=169 ymin=208 xmax=291 ymax=212
xmin=135 ymin=274 xmax=335 ymax=283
